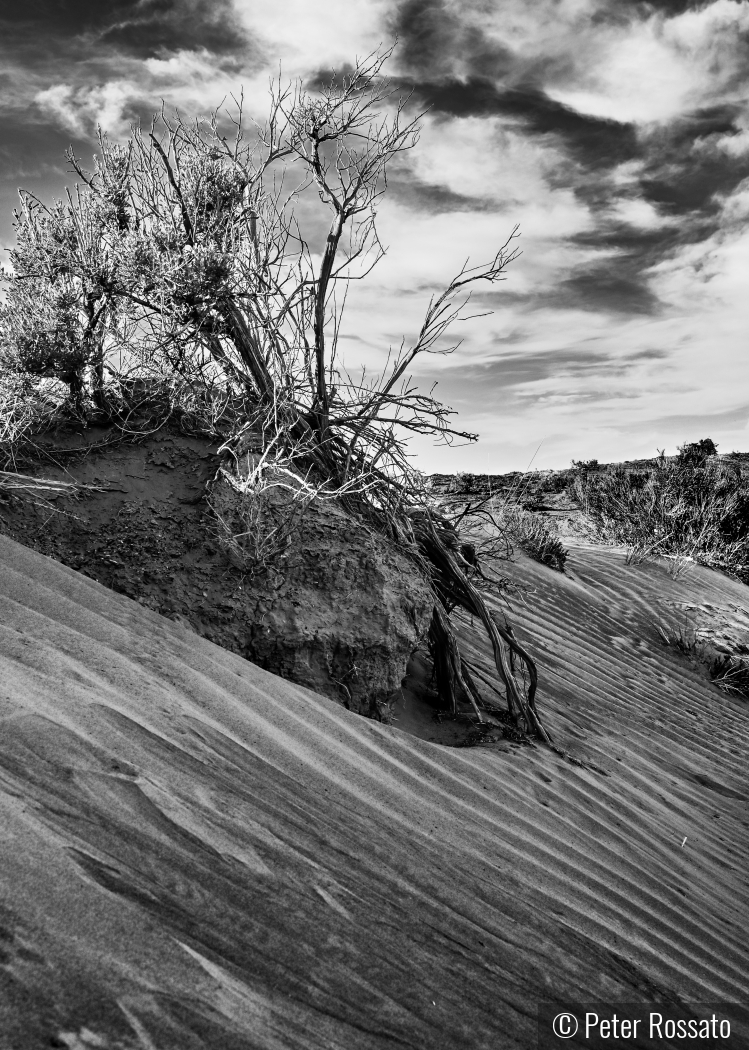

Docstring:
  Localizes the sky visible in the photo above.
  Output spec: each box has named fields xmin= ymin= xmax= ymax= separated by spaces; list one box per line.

xmin=1 ymin=0 xmax=749 ymax=473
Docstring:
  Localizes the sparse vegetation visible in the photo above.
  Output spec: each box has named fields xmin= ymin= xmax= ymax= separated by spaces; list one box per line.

xmin=498 ymin=504 xmax=568 ymax=572
xmin=655 ymin=614 xmax=701 ymax=655
xmin=710 ymin=655 xmax=749 ymax=699
xmin=430 ymin=475 xmax=569 ymax=573
xmin=656 ymin=613 xmax=749 ymax=700
xmin=572 ymin=439 xmax=749 ymax=581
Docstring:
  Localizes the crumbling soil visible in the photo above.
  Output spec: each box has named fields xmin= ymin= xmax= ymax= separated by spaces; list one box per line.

xmin=0 ymin=422 xmax=433 ymax=717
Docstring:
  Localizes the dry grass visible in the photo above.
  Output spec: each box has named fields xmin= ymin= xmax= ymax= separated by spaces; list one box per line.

xmin=655 ymin=614 xmax=702 ymax=655
xmin=710 ymin=655 xmax=749 ymax=698
xmin=655 ymin=614 xmax=749 ymax=700
xmin=206 ymin=439 xmax=370 ymax=577
xmin=207 ymin=461 xmax=318 ymax=576
xmin=496 ymin=502 xmax=568 ymax=572
xmin=0 ymin=374 xmax=67 ymax=468
xmin=573 ymin=450 xmax=749 ymax=580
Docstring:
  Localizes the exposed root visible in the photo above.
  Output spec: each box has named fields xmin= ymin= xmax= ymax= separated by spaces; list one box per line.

xmin=413 ymin=512 xmax=554 ymax=746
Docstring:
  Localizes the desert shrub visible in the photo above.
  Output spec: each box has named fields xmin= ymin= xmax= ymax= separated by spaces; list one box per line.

xmin=502 ymin=505 xmax=568 ymax=571
xmin=710 ymin=655 xmax=749 ymax=699
xmin=677 ymin=438 xmax=718 ymax=468
xmin=655 ymin=614 xmax=702 ymax=654
xmin=450 ymin=472 xmax=488 ymax=495
xmin=656 ymin=614 xmax=749 ymax=699
xmin=207 ymin=469 xmax=308 ymax=577
xmin=438 ymin=494 xmax=568 ymax=573
xmin=206 ymin=446 xmax=330 ymax=577
xmin=573 ymin=441 xmax=749 ymax=577
xmin=0 ymin=50 xmax=557 ymax=748
xmin=0 ymin=372 xmax=64 ymax=467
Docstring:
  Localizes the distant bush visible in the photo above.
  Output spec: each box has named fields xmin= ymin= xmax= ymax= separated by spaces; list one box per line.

xmin=572 ymin=440 xmax=749 ymax=579
xmin=677 ymin=438 xmax=718 ymax=468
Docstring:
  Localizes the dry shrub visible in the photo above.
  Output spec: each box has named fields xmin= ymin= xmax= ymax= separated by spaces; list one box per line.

xmin=498 ymin=503 xmax=568 ymax=572
xmin=655 ymin=614 xmax=702 ymax=655
xmin=573 ymin=444 xmax=749 ymax=579
xmin=206 ymin=433 xmax=375 ymax=577
xmin=656 ymin=614 xmax=749 ymax=700
xmin=207 ymin=456 xmax=321 ymax=577
xmin=0 ymin=372 xmax=66 ymax=468
xmin=437 ymin=493 xmax=568 ymax=574
xmin=710 ymin=655 xmax=749 ymax=699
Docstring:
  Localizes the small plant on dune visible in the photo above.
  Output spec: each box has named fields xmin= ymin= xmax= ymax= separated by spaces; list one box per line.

xmin=656 ymin=614 xmax=749 ymax=700
xmin=655 ymin=614 xmax=702 ymax=656
xmin=0 ymin=48 xmax=557 ymax=748
xmin=572 ymin=439 xmax=749 ymax=581
xmin=497 ymin=503 xmax=568 ymax=571
xmin=710 ymin=655 xmax=749 ymax=699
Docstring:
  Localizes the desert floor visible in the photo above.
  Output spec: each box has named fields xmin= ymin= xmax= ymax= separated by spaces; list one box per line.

xmin=0 ymin=532 xmax=747 ymax=1048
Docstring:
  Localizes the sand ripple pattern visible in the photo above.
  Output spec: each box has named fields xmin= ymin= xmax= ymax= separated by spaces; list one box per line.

xmin=0 ymin=535 xmax=746 ymax=1048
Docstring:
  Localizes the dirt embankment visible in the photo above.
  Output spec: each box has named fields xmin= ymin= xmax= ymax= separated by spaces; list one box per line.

xmin=0 ymin=425 xmax=432 ymax=717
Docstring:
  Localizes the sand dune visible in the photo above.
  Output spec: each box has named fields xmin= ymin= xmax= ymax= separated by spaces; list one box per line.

xmin=0 ymin=533 xmax=747 ymax=1048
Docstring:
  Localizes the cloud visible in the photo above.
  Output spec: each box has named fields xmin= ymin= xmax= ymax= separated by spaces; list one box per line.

xmin=609 ymin=1 xmax=718 ymax=12
xmin=33 ymin=48 xmax=260 ymax=140
xmin=380 ymin=0 xmax=749 ymax=335
xmin=390 ymin=0 xmax=515 ymax=78
xmin=3 ymin=0 xmax=749 ymax=473
xmin=401 ymin=78 xmax=642 ymax=171
xmin=234 ymin=0 xmax=390 ymax=75
xmin=1 ymin=0 xmax=248 ymax=60
xmin=547 ymin=263 xmax=661 ymax=315
xmin=386 ymin=173 xmax=498 ymax=213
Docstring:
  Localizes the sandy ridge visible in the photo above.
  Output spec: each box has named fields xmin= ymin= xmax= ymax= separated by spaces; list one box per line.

xmin=0 ymin=534 xmax=747 ymax=1047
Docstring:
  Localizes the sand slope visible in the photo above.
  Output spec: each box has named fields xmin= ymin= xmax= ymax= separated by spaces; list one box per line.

xmin=0 ymin=534 xmax=747 ymax=1048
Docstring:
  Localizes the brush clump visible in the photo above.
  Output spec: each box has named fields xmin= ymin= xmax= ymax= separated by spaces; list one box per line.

xmin=571 ymin=439 xmax=749 ymax=581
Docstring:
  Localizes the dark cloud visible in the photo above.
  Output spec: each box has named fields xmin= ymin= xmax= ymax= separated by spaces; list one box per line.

xmin=474 ymin=242 xmax=663 ymax=316
xmin=392 ymin=0 xmax=462 ymax=72
xmin=1 ymin=0 xmax=140 ymax=40
xmin=627 ymin=348 xmax=670 ymax=361
xmin=391 ymin=0 xmax=515 ymax=78
xmin=454 ymin=348 xmax=615 ymax=390
xmin=619 ymin=104 xmax=749 ymax=225
xmin=573 ymin=225 xmax=669 ymax=253
xmin=564 ymin=117 xmax=746 ymax=310
xmin=384 ymin=0 xmax=749 ymax=325
xmin=420 ymin=344 xmax=667 ymax=402
xmin=0 ymin=0 xmax=247 ymax=61
xmin=640 ymin=159 xmax=744 ymax=216
xmin=640 ymin=141 xmax=749 ymax=218
xmin=400 ymin=77 xmax=641 ymax=170
xmin=387 ymin=174 xmax=498 ymax=213
xmin=551 ymin=266 xmax=660 ymax=315
xmin=563 ymin=102 xmax=749 ymax=307
xmin=570 ymin=216 xmax=721 ymax=301
xmin=618 ymin=0 xmax=725 ymax=13
xmin=668 ymin=104 xmax=741 ymax=145
xmin=592 ymin=0 xmax=725 ymax=24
